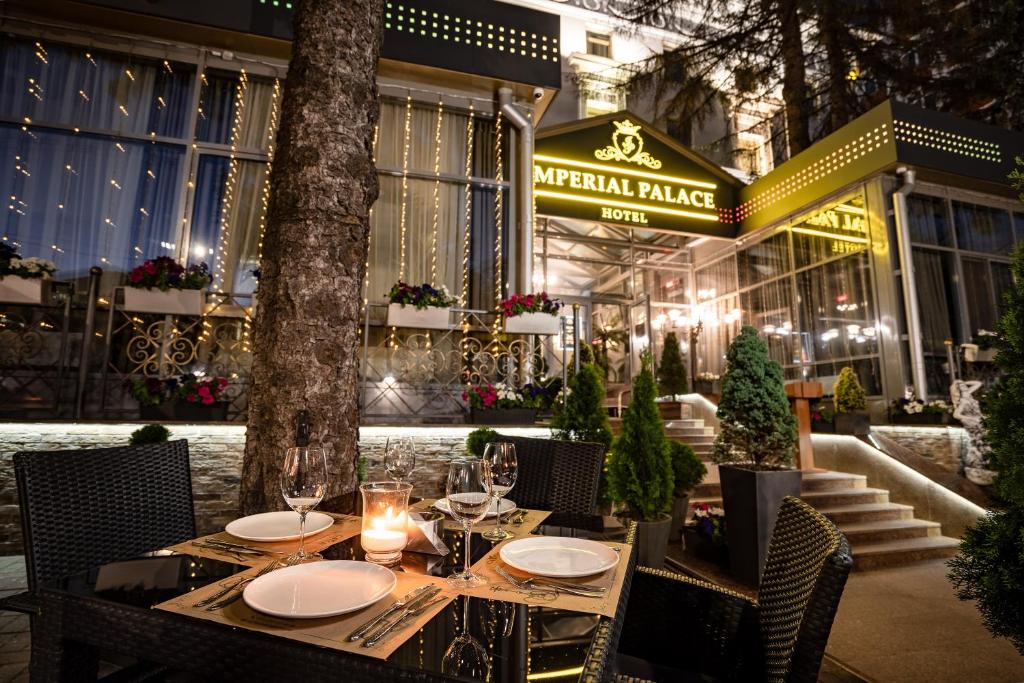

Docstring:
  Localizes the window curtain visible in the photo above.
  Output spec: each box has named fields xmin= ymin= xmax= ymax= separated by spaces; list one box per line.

xmin=0 ymin=123 xmax=183 ymax=292
xmin=907 ymin=195 xmax=952 ymax=246
xmin=795 ymin=251 xmax=877 ymax=365
xmin=912 ymin=248 xmax=958 ymax=352
xmin=953 ymin=202 xmax=1014 ymax=254
xmin=195 ymin=71 xmax=279 ymax=153
xmin=740 ymin=277 xmax=795 ymax=367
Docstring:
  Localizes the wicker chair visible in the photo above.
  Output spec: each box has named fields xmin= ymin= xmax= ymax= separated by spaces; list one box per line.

xmin=10 ymin=439 xmax=197 ymax=591
xmin=496 ymin=435 xmax=604 ymax=514
xmin=613 ymin=496 xmax=853 ymax=683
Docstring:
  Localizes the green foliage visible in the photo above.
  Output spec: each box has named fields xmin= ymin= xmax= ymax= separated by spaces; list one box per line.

xmin=552 ymin=363 xmax=615 ymax=507
xmin=667 ymin=441 xmax=706 ymax=497
xmin=357 ymin=455 xmax=369 ymax=483
xmin=567 ymin=342 xmax=595 ymax=382
xmin=466 ymin=428 xmax=499 ymax=457
xmin=713 ymin=326 xmax=796 ymax=468
xmin=129 ymin=424 xmax=170 ymax=445
xmin=657 ymin=332 xmax=689 ymax=396
xmin=608 ymin=350 xmax=674 ymax=521
xmin=948 ymin=200 xmax=1024 ymax=655
xmin=948 ymin=508 xmax=1024 ymax=655
xmin=833 ymin=367 xmax=867 ymax=413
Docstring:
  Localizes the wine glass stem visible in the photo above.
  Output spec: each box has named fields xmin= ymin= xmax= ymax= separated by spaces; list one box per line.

xmin=463 ymin=521 xmax=473 ymax=577
xmin=494 ymin=495 xmax=503 ymax=536
xmin=298 ymin=511 xmax=307 ymax=558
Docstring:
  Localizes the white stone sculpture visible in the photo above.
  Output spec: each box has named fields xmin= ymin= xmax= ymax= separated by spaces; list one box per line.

xmin=951 ymin=379 xmax=996 ymax=486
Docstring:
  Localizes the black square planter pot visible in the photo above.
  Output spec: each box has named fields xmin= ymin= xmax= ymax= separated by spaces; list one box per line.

xmin=140 ymin=401 xmax=229 ymax=421
xmin=718 ymin=465 xmax=802 ymax=585
xmin=469 ymin=408 xmax=538 ymax=425
xmin=834 ymin=412 xmax=870 ymax=435
xmin=891 ymin=412 xmax=956 ymax=426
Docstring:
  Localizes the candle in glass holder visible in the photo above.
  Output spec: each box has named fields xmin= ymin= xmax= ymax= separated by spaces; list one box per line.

xmin=360 ymin=482 xmax=412 ymax=566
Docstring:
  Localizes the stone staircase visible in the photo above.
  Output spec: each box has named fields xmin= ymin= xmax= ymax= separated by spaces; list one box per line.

xmin=664 ymin=419 xmax=962 ymax=571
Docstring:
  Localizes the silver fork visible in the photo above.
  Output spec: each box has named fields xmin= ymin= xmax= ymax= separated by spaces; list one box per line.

xmin=193 ymin=559 xmax=281 ymax=608
xmin=495 ymin=565 xmax=604 ymax=598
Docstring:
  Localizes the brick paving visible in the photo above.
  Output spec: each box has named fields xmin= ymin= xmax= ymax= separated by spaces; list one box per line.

xmin=0 ymin=556 xmax=28 ymax=683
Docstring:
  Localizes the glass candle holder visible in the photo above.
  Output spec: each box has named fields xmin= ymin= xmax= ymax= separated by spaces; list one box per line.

xmin=360 ymin=481 xmax=413 ymax=566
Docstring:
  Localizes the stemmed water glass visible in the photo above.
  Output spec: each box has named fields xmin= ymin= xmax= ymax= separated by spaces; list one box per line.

xmin=445 ymin=458 xmax=492 ymax=589
xmin=280 ymin=445 xmax=328 ymax=564
xmin=481 ymin=442 xmax=517 ymax=542
xmin=384 ymin=436 xmax=416 ymax=484
xmin=442 ymin=596 xmax=490 ymax=680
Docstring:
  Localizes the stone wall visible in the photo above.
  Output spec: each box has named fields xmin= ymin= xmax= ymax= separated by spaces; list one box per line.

xmin=872 ymin=426 xmax=968 ymax=474
xmin=0 ymin=423 xmax=549 ymax=556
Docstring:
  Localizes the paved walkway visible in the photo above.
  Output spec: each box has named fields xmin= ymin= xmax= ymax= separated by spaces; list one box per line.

xmin=0 ymin=556 xmax=28 ymax=683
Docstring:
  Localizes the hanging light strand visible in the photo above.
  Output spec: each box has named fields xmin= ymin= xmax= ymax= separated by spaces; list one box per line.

xmin=460 ymin=105 xmax=475 ymax=329
xmin=429 ymin=99 xmax=444 ymax=284
xmin=397 ymin=94 xmax=413 ymax=281
xmin=213 ymin=69 xmax=248 ymax=290
xmin=254 ymin=77 xmax=281 ymax=269
xmin=492 ymin=111 xmax=504 ymax=344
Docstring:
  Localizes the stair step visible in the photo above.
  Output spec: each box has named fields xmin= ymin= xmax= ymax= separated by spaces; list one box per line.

xmin=817 ymin=502 xmax=915 ymax=524
xmin=665 ymin=427 xmax=716 ymax=437
xmin=801 ymin=471 xmax=867 ymax=491
xmin=670 ymin=434 xmax=715 ymax=445
xmin=838 ymin=518 xmax=941 ymax=544
xmin=851 ymin=536 xmax=961 ymax=570
xmin=664 ymin=419 xmax=705 ymax=429
xmin=800 ymin=487 xmax=889 ymax=508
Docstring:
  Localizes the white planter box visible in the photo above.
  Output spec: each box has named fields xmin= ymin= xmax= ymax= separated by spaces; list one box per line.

xmin=0 ymin=276 xmax=46 ymax=304
xmin=504 ymin=311 xmax=561 ymax=335
xmin=386 ymin=303 xmax=450 ymax=330
xmin=123 ymin=287 xmax=205 ymax=316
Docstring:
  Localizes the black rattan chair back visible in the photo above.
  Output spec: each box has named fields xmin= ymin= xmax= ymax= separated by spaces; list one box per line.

xmin=757 ymin=496 xmax=853 ymax=683
xmin=497 ymin=435 xmax=604 ymax=514
xmin=14 ymin=439 xmax=196 ymax=590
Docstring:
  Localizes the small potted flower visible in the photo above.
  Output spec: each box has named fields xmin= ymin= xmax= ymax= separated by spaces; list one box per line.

xmin=810 ymin=406 xmax=835 ymax=433
xmin=124 ymin=257 xmax=210 ymax=316
xmin=0 ymin=243 xmax=56 ymax=305
xmin=386 ymin=281 xmax=458 ymax=330
xmin=685 ymin=503 xmax=728 ymax=567
xmin=890 ymin=394 xmax=956 ymax=426
xmin=463 ymin=382 xmax=541 ymax=425
xmin=693 ymin=371 xmax=720 ymax=395
xmin=502 ymin=292 xmax=562 ymax=335
xmin=131 ymin=373 xmax=230 ymax=421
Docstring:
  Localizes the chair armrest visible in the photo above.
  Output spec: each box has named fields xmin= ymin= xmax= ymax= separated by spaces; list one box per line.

xmin=0 ymin=591 xmax=40 ymax=616
xmin=618 ymin=566 xmax=758 ymax=681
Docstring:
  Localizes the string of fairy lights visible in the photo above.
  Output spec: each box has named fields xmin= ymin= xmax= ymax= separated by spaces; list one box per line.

xmin=491 ymin=110 xmax=504 ymax=345
xmin=460 ymin=103 xmax=476 ymax=330
xmin=212 ymin=68 xmax=248 ymax=291
xmin=429 ymin=98 xmax=444 ymax=285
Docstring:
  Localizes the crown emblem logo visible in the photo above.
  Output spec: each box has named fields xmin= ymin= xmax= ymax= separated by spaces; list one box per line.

xmin=594 ymin=119 xmax=662 ymax=169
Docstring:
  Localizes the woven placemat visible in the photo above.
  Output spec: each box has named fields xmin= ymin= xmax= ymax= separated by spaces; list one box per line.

xmin=456 ymin=539 xmax=630 ymax=618
xmin=155 ymin=567 xmax=453 ymax=660
xmin=412 ymin=499 xmax=551 ymax=537
xmin=165 ymin=513 xmax=362 ymax=566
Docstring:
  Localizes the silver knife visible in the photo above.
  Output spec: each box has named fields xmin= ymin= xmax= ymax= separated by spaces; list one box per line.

xmin=200 ymin=539 xmax=283 ymax=555
xmin=361 ymin=586 xmax=442 ymax=645
xmin=363 ymin=591 xmax=446 ymax=647
xmin=346 ymin=584 xmax=435 ymax=641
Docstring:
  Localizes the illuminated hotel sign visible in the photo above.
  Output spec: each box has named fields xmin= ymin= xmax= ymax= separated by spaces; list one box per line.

xmin=534 ymin=113 xmax=741 ymax=238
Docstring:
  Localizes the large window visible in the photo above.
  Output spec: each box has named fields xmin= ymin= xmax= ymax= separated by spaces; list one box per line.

xmin=953 ymin=201 xmax=1014 ymax=254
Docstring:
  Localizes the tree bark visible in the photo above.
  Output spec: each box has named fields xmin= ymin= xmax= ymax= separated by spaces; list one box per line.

xmin=773 ymin=0 xmax=811 ymax=155
xmin=240 ymin=0 xmax=384 ymax=515
xmin=819 ymin=0 xmax=855 ymax=133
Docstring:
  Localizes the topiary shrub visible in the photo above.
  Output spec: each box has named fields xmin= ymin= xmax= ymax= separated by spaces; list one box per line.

xmin=667 ymin=441 xmax=706 ymax=496
xmin=552 ymin=362 xmax=615 ymax=506
xmin=948 ymin=234 xmax=1024 ymax=654
xmin=466 ymin=427 xmax=499 ymax=457
xmin=607 ymin=350 xmax=674 ymax=521
xmin=713 ymin=326 xmax=797 ymax=468
xmin=129 ymin=424 xmax=170 ymax=445
xmin=657 ymin=331 xmax=688 ymax=397
xmin=833 ymin=366 xmax=867 ymax=413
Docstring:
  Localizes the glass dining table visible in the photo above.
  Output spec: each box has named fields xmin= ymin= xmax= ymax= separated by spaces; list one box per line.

xmin=29 ymin=513 xmax=637 ymax=682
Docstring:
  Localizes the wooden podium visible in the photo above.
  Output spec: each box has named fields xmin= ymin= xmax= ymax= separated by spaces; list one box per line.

xmin=785 ymin=381 xmax=823 ymax=471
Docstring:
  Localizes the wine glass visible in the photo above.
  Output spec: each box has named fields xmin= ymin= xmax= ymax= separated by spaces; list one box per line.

xmin=481 ymin=442 xmax=517 ymax=542
xmin=442 ymin=597 xmax=490 ymax=680
xmin=445 ymin=458 xmax=492 ymax=588
xmin=384 ymin=436 xmax=416 ymax=484
xmin=280 ymin=446 xmax=328 ymax=564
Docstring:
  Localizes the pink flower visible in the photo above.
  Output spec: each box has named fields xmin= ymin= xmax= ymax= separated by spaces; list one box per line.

xmin=201 ymin=395 xmax=214 ymax=405
xmin=483 ymin=395 xmax=495 ymax=407
xmin=462 ymin=391 xmax=469 ymax=401
xmin=129 ymin=271 xmax=144 ymax=283
xmin=198 ymin=386 xmax=211 ymax=397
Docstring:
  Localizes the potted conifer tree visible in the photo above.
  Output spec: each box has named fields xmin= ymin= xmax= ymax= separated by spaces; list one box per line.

xmin=714 ymin=326 xmax=800 ymax=585
xmin=656 ymin=331 xmax=689 ymax=419
xmin=667 ymin=441 xmax=706 ymax=540
xmin=833 ymin=367 xmax=870 ymax=435
xmin=552 ymin=362 xmax=614 ymax=509
xmin=608 ymin=350 xmax=675 ymax=568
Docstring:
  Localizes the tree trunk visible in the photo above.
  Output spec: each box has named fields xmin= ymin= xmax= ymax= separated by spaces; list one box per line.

xmin=819 ymin=0 xmax=855 ymax=133
xmin=774 ymin=0 xmax=811 ymax=155
xmin=240 ymin=0 xmax=384 ymax=516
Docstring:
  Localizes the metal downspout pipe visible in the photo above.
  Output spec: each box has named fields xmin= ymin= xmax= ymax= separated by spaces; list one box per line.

xmin=892 ymin=167 xmax=927 ymax=400
xmin=498 ymin=87 xmax=534 ymax=294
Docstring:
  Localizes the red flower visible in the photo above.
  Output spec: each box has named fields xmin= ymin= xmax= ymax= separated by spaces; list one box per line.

xmin=218 ymin=378 xmax=228 ymax=389
xmin=144 ymin=261 xmax=157 ymax=275
xmin=186 ymin=394 xmax=197 ymax=403
xmin=201 ymin=395 xmax=215 ymax=405
xmin=129 ymin=271 xmax=143 ymax=284
xmin=198 ymin=386 xmax=211 ymax=397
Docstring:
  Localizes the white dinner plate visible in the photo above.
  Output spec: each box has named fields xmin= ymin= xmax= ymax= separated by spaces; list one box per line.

xmin=225 ymin=511 xmax=334 ymax=542
xmin=243 ymin=560 xmax=396 ymax=619
xmin=433 ymin=497 xmax=517 ymax=519
xmin=499 ymin=537 xmax=619 ymax=578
